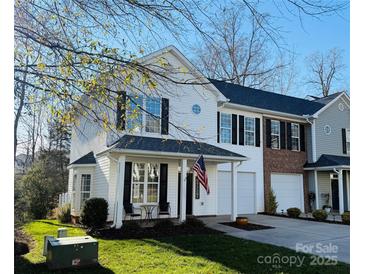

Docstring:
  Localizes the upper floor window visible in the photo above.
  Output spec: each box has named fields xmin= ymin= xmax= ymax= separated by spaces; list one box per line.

xmin=244 ymin=117 xmax=255 ymax=146
xmin=127 ymin=96 xmax=143 ymax=132
xmin=80 ymin=174 xmax=91 ymax=206
xmin=291 ymin=123 xmax=300 ymax=151
xmin=271 ymin=120 xmax=280 ymax=149
xmin=145 ymin=98 xmax=161 ymax=133
xmin=346 ymin=128 xmax=350 ymax=154
xmin=132 ymin=162 xmax=159 ymax=204
xmin=220 ymin=113 xmax=232 ymax=143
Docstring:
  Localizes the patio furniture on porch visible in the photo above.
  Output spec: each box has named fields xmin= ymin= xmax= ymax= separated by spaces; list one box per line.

xmin=158 ymin=202 xmax=171 ymax=217
xmin=140 ymin=204 xmax=157 ymax=221
xmin=124 ymin=203 xmax=142 ymax=220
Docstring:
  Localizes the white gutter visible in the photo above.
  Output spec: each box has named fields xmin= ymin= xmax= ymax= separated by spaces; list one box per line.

xmin=303 ymin=165 xmax=350 ymax=171
xmin=67 ymin=163 xmax=96 ymax=170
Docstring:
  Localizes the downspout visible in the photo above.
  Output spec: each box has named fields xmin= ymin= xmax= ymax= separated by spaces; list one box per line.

xmin=108 ymin=154 xmax=119 ymax=228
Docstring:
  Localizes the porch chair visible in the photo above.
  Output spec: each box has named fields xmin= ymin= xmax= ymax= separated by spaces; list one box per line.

xmin=124 ymin=203 xmax=142 ymax=220
xmin=158 ymin=202 xmax=171 ymax=217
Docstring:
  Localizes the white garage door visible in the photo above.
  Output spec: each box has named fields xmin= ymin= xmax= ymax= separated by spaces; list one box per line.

xmin=271 ymin=173 xmax=304 ymax=212
xmin=217 ymin=171 xmax=255 ymax=215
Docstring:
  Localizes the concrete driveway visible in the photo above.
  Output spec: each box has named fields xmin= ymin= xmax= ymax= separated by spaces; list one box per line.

xmin=200 ymin=214 xmax=350 ymax=263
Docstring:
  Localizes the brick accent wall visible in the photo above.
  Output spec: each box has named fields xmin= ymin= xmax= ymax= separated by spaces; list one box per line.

xmin=263 ymin=117 xmax=309 ymax=212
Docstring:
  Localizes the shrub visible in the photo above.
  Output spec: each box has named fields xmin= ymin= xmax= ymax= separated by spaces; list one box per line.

xmin=312 ymin=209 xmax=328 ymax=221
xmin=183 ymin=217 xmax=205 ymax=228
xmin=341 ymin=211 xmax=350 ymax=224
xmin=153 ymin=219 xmax=175 ymax=231
xmin=57 ymin=203 xmax=71 ymax=223
xmin=81 ymin=198 xmax=108 ymax=229
xmin=267 ymin=188 xmax=278 ymax=214
xmin=287 ymin=207 xmax=301 ymax=218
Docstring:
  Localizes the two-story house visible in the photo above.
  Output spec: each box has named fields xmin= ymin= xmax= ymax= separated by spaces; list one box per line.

xmin=67 ymin=46 xmax=349 ymax=228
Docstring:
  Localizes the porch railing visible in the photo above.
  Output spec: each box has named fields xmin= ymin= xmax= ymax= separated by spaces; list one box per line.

xmin=58 ymin=192 xmax=70 ymax=208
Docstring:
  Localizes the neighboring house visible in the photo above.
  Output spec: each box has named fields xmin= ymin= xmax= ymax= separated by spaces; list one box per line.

xmin=67 ymin=46 xmax=350 ymax=228
xmin=304 ymin=92 xmax=350 ymax=213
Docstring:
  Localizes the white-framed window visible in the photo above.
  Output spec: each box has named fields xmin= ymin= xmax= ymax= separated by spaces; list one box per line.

xmin=127 ymin=95 xmax=143 ymax=132
xmin=271 ymin=120 xmax=280 ymax=149
xmin=132 ymin=162 xmax=159 ymax=204
xmin=291 ymin=123 xmax=300 ymax=151
xmin=220 ymin=113 xmax=232 ymax=143
xmin=72 ymin=174 xmax=77 ymax=209
xmin=145 ymin=97 xmax=161 ymax=133
xmin=244 ymin=117 xmax=255 ymax=146
xmin=80 ymin=174 xmax=91 ymax=206
xmin=346 ymin=128 xmax=350 ymax=154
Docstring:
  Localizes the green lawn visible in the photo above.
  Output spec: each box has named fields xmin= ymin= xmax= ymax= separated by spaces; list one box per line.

xmin=16 ymin=220 xmax=349 ymax=274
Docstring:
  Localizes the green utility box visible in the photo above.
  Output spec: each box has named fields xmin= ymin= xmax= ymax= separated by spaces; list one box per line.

xmin=46 ymin=236 xmax=98 ymax=270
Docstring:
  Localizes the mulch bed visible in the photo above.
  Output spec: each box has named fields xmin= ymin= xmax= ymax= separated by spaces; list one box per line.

xmin=220 ymin=222 xmax=274 ymax=231
xmin=14 ymin=228 xmax=34 ymax=256
xmin=90 ymin=222 xmax=223 ymax=240
xmin=258 ymin=212 xmax=349 ymax=225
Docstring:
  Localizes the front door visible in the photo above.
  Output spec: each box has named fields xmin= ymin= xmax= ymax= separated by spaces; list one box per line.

xmin=178 ymin=173 xmax=193 ymax=216
xmin=331 ymin=179 xmax=339 ymax=211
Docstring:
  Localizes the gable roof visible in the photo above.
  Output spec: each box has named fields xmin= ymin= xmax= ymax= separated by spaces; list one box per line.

xmin=109 ymin=135 xmax=246 ymax=160
xmin=209 ymin=79 xmax=326 ymax=116
xmin=69 ymin=152 xmax=96 ymax=165
xmin=304 ymin=154 xmax=350 ymax=169
xmin=313 ymin=92 xmax=342 ymax=105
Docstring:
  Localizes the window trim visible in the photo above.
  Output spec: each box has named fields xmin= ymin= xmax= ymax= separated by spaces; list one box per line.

xmin=131 ymin=162 xmax=160 ymax=205
xmin=80 ymin=174 xmax=91 ymax=206
xmin=244 ymin=116 xmax=255 ymax=146
xmin=126 ymin=95 xmax=162 ymax=135
xmin=291 ymin=123 xmax=300 ymax=151
xmin=220 ymin=113 xmax=232 ymax=143
xmin=346 ymin=128 xmax=350 ymax=154
xmin=271 ymin=120 xmax=280 ymax=149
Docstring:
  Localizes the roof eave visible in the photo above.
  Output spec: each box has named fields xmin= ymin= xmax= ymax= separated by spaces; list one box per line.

xmin=67 ymin=163 xmax=96 ymax=169
xmin=303 ymin=165 xmax=350 ymax=171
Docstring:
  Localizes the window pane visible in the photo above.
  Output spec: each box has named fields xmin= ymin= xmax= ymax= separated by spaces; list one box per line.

xmin=245 ymin=131 xmax=255 ymax=146
xmin=292 ymin=138 xmax=299 ymax=151
xmin=220 ymin=113 xmax=231 ymax=128
xmin=72 ymin=174 xmax=77 ymax=191
xmin=145 ymin=97 xmax=161 ymax=133
xmin=147 ymin=163 xmax=159 ymax=182
xmin=292 ymin=123 xmax=299 ymax=137
xmin=81 ymin=175 xmax=91 ymax=191
xmin=127 ymin=96 xmax=143 ymax=132
xmin=81 ymin=193 xmax=90 ymax=205
xmin=220 ymin=128 xmax=231 ymax=143
xmin=132 ymin=184 xmax=144 ymax=203
xmin=132 ymin=163 xmax=145 ymax=182
xmin=147 ymin=184 xmax=158 ymax=203
xmin=245 ymin=117 xmax=255 ymax=131
xmin=271 ymin=135 xmax=279 ymax=149
xmin=271 ymin=120 xmax=280 ymax=134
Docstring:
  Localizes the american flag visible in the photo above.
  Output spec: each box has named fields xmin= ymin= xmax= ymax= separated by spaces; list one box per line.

xmin=193 ymin=155 xmax=210 ymax=194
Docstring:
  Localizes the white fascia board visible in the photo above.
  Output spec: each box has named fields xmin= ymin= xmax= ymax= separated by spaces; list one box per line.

xmin=303 ymin=165 xmax=350 ymax=171
xmin=109 ymin=148 xmax=248 ymax=162
xmin=222 ymin=102 xmax=309 ymax=122
xmin=67 ymin=163 xmax=96 ymax=169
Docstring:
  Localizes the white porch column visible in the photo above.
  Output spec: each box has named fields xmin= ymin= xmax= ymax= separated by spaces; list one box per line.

xmin=338 ymin=169 xmax=344 ymax=214
xmin=346 ymin=171 xmax=350 ymax=211
xmin=180 ymin=159 xmax=188 ymax=222
xmin=231 ymin=162 xmax=238 ymax=221
xmin=115 ymin=155 xmax=126 ymax=229
xmin=314 ymin=170 xmax=319 ymax=210
xmin=179 ymin=159 xmax=187 ymax=222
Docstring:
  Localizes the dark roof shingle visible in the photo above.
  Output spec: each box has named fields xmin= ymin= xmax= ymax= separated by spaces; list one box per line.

xmin=111 ymin=135 xmax=246 ymax=159
xmin=304 ymin=154 xmax=350 ymax=168
xmin=210 ymin=79 xmax=325 ymax=116
xmin=70 ymin=152 xmax=96 ymax=165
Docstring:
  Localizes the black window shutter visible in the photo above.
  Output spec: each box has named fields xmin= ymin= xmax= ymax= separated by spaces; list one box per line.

xmin=300 ymin=124 xmax=305 ymax=151
xmin=255 ymin=118 xmax=260 ymax=147
xmin=159 ymin=164 xmax=168 ymax=204
xmin=161 ymin=98 xmax=169 ymax=135
xmin=342 ymin=128 xmax=347 ymax=154
xmin=123 ymin=162 xmax=132 ymax=206
xmin=232 ymin=114 xmax=237 ymax=144
xmin=239 ymin=115 xmax=245 ymax=145
xmin=280 ymin=122 xmax=286 ymax=149
xmin=116 ymin=91 xmax=126 ymax=130
xmin=217 ymin=112 xmax=220 ymax=143
xmin=286 ymin=122 xmax=292 ymax=150
xmin=266 ymin=119 xmax=271 ymax=148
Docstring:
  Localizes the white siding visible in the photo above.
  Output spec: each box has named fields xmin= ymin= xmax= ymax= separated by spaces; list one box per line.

xmin=317 ymin=171 xmax=332 ymax=209
xmin=93 ymin=156 xmax=112 ymax=219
